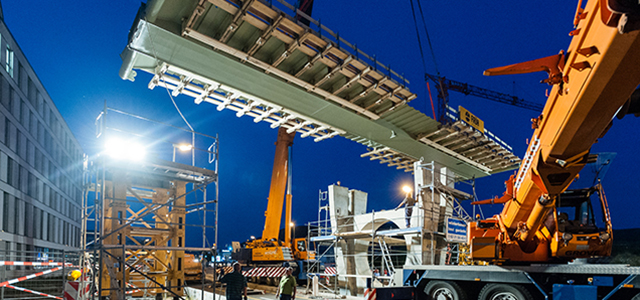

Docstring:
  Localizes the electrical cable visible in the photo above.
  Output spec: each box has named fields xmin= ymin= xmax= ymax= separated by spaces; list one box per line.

xmin=144 ymin=19 xmax=195 ymax=134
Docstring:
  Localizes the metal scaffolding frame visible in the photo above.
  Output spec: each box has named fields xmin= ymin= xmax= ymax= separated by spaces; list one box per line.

xmin=80 ymin=105 xmax=219 ymax=299
xmin=306 ymin=162 xmax=476 ymax=296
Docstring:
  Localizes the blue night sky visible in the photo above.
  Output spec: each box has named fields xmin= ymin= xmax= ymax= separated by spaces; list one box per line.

xmin=3 ymin=1 xmax=639 ymax=247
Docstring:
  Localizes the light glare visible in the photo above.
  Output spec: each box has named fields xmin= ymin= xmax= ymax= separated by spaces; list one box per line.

xmin=105 ymin=138 xmax=146 ymax=161
xmin=402 ymin=185 xmax=412 ymax=194
xmin=177 ymin=143 xmax=193 ymax=151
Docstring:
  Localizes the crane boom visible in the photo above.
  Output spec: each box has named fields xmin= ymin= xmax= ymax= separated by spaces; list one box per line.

xmin=262 ymin=127 xmax=295 ymax=242
xmin=469 ymin=0 xmax=640 ymax=262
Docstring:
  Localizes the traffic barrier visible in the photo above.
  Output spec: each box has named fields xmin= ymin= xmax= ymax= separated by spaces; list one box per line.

xmin=64 ymin=282 xmax=80 ymax=300
xmin=364 ymin=288 xmax=376 ymax=300
xmin=5 ymin=284 xmax=62 ymax=300
xmin=242 ymin=267 xmax=287 ymax=278
xmin=323 ymin=267 xmax=337 ymax=285
xmin=64 ymin=280 xmax=91 ymax=300
xmin=0 ymin=261 xmax=72 ymax=267
xmin=125 ymin=282 xmax=140 ymax=294
xmin=0 ymin=266 xmax=65 ymax=287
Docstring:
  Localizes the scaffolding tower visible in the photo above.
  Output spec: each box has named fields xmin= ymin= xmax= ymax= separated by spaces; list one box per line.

xmin=81 ymin=106 xmax=219 ymax=299
xmin=307 ymin=160 xmax=476 ymax=296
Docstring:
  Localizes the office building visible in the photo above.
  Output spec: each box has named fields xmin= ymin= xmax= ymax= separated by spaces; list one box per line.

xmin=0 ymin=3 xmax=83 ymax=259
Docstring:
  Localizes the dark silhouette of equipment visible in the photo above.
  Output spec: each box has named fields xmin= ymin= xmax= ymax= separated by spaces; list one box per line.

xmin=425 ymin=73 xmax=543 ymax=122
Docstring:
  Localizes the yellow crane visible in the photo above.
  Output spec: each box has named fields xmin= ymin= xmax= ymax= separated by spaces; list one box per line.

xmin=232 ymin=127 xmax=315 ymax=282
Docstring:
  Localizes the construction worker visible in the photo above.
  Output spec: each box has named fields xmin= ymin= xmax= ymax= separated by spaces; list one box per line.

xmin=275 ymin=267 xmax=296 ymax=300
xmin=220 ymin=262 xmax=247 ymax=300
xmin=395 ymin=187 xmax=416 ymax=227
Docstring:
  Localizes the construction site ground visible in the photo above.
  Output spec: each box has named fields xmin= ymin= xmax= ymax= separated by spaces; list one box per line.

xmin=185 ymin=282 xmax=360 ymax=300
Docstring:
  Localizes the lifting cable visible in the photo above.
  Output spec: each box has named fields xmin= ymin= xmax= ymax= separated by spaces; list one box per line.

xmin=409 ymin=0 xmax=429 ymax=77
xmin=410 ymin=0 xmax=441 ymax=76
xmin=410 ymin=0 xmax=448 ymax=121
xmin=409 ymin=0 xmax=436 ymax=120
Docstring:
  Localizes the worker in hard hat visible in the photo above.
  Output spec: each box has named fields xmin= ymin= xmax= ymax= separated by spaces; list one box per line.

xmin=395 ymin=186 xmax=416 ymax=227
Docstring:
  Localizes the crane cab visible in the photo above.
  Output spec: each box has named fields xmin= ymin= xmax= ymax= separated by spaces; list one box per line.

xmin=549 ymin=185 xmax=613 ymax=259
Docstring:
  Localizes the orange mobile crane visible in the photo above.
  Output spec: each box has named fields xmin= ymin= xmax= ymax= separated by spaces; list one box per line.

xmin=232 ymin=127 xmax=315 ymax=283
xmin=468 ymin=0 xmax=640 ymax=263
xmin=383 ymin=1 xmax=640 ymax=299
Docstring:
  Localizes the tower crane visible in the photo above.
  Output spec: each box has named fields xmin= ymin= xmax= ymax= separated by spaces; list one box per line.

xmin=425 ymin=73 xmax=543 ymax=122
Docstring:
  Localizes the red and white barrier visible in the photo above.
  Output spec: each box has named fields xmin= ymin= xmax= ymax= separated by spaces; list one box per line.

xmin=324 ymin=267 xmax=336 ymax=275
xmin=217 ymin=266 xmax=233 ymax=275
xmin=0 ymin=266 xmax=65 ymax=287
xmin=6 ymin=284 xmax=62 ymax=300
xmin=364 ymin=288 xmax=377 ymax=300
xmin=0 ymin=261 xmax=72 ymax=267
xmin=64 ymin=279 xmax=91 ymax=300
xmin=125 ymin=282 xmax=140 ymax=294
xmin=242 ymin=267 xmax=287 ymax=278
xmin=323 ymin=267 xmax=337 ymax=285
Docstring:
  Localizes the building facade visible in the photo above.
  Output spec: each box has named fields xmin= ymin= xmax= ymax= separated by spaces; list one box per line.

xmin=0 ymin=6 xmax=83 ymax=259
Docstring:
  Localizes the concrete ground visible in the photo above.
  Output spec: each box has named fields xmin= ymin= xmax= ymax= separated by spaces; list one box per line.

xmin=184 ymin=283 xmax=362 ymax=300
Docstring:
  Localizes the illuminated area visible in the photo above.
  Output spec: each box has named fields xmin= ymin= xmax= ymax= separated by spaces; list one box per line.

xmin=104 ymin=138 xmax=147 ymax=161
xmin=402 ymin=185 xmax=412 ymax=194
xmin=176 ymin=143 xmax=193 ymax=152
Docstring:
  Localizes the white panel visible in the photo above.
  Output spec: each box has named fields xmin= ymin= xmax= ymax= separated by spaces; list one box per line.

xmin=328 ymin=184 xmax=349 ymax=233
xmin=350 ymin=189 xmax=367 ymax=216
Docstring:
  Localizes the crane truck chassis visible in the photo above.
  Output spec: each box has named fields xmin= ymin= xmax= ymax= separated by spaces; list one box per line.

xmin=378 ymin=264 xmax=640 ymax=300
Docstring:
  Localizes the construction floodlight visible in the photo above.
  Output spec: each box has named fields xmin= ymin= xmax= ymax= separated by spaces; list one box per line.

xmin=105 ymin=138 xmax=146 ymax=162
xmin=402 ymin=185 xmax=412 ymax=194
xmin=176 ymin=143 xmax=193 ymax=151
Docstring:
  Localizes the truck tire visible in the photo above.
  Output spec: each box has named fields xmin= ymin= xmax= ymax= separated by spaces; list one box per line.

xmin=424 ymin=280 xmax=467 ymax=300
xmin=631 ymin=292 xmax=640 ymax=300
xmin=478 ymin=283 xmax=532 ymax=300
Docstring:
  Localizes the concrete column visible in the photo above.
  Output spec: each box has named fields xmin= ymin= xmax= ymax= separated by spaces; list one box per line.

xmin=414 ymin=161 xmax=456 ymax=265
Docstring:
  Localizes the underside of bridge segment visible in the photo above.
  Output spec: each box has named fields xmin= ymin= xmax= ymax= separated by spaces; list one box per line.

xmin=119 ymin=0 xmax=520 ymax=179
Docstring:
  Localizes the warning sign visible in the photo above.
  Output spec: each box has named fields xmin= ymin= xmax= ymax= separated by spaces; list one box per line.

xmin=459 ymin=106 xmax=484 ymax=133
xmin=446 ymin=217 xmax=467 ymax=243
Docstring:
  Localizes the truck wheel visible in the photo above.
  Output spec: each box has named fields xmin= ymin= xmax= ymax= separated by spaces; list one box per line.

xmin=424 ymin=280 xmax=467 ymax=300
xmin=631 ymin=292 xmax=640 ymax=300
xmin=478 ymin=284 xmax=532 ymax=300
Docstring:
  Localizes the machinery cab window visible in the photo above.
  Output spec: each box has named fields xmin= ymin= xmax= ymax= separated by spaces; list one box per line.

xmin=556 ymin=187 xmax=606 ymax=234
xmin=297 ymin=240 xmax=306 ymax=252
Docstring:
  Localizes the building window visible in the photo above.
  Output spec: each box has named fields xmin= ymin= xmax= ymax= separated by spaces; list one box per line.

xmin=5 ymin=44 xmax=13 ymax=78
xmin=6 ymin=156 xmax=11 ymax=185
xmin=2 ymin=192 xmax=9 ymax=232
xmin=14 ymin=198 xmax=20 ymax=235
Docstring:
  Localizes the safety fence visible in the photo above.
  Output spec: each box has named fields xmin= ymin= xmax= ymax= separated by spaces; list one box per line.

xmin=0 ymin=249 xmax=81 ymax=300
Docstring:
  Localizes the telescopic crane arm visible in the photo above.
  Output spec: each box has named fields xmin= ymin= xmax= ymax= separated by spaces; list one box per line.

xmin=261 ymin=127 xmax=296 ymax=246
xmin=469 ymin=0 xmax=640 ymax=261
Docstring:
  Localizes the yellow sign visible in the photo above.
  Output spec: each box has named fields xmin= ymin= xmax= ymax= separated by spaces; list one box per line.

xmin=459 ymin=106 xmax=484 ymax=132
